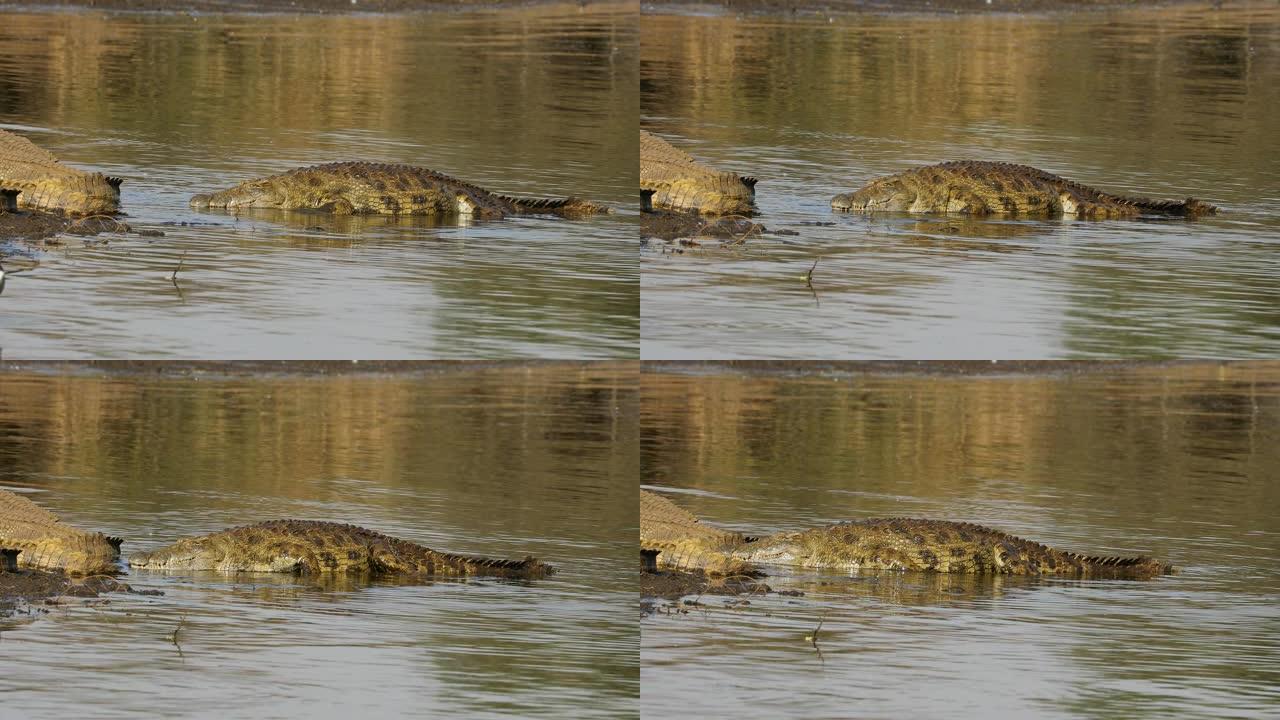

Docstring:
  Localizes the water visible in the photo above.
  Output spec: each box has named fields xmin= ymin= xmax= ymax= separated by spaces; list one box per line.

xmin=0 ymin=3 xmax=638 ymax=358
xmin=641 ymin=361 xmax=1280 ymax=719
xmin=640 ymin=2 xmax=1280 ymax=359
xmin=0 ymin=362 xmax=638 ymax=719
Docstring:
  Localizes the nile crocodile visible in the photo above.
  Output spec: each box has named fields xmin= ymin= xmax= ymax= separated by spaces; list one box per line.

xmin=128 ymin=519 xmax=554 ymax=579
xmin=640 ymin=130 xmax=757 ymax=216
xmin=189 ymin=162 xmax=609 ymax=219
xmin=831 ymin=161 xmax=1217 ymax=219
xmin=640 ymin=190 xmax=764 ymax=242
xmin=0 ymin=129 xmax=122 ymax=215
xmin=0 ymin=489 xmax=123 ymax=575
xmin=736 ymin=519 xmax=1173 ymax=579
xmin=640 ymin=489 xmax=757 ymax=576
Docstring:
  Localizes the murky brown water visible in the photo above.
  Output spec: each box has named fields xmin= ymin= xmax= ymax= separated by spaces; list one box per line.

xmin=0 ymin=3 xmax=637 ymax=358
xmin=641 ymin=362 xmax=1280 ymax=719
xmin=0 ymin=362 xmax=637 ymax=719
xmin=640 ymin=2 xmax=1280 ymax=359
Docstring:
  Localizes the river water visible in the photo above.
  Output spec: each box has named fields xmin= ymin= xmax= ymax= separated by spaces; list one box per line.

xmin=0 ymin=362 xmax=638 ymax=719
xmin=641 ymin=361 xmax=1280 ymax=719
xmin=640 ymin=2 xmax=1280 ymax=359
xmin=0 ymin=3 xmax=637 ymax=358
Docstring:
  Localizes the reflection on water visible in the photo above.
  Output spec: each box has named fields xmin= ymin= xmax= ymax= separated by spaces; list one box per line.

xmin=641 ymin=362 xmax=1280 ymax=720
xmin=0 ymin=3 xmax=637 ymax=358
xmin=0 ymin=362 xmax=637 ymax=719
xmin=640 ymin=3 xmax=1280 ymax=358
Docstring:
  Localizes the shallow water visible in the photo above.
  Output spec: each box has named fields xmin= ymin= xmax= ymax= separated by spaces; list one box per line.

xmin=0 ymin=3 xmax=637 ymax=358
xmin=0 ymin=363 xmax=637 ymax=719
xmin=641 ymin=361 xmax=1280 ymax=719
xmin=640 ymin=2 xmax=1280 ymax=359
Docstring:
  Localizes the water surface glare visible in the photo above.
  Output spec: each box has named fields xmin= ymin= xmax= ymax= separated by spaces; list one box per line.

xmin=640 ymin=3 xmax=1280 ymax=358
xmin=640 ymin=362 xmax=1280 ymax=719
xmin=0 ymin=4 xmax=637 ymax=358
xmin=0 ymin=363 xmax=638 ymax=719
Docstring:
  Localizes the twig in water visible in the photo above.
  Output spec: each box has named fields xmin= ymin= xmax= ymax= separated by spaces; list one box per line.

xmin=167 ymin=614 xmax=187 ymax=659
xmin=803 ymin=258 xmax=819 ymax=286
xmin=172 ymin=251 xmax=187 ymax=283
xmin=805 ymin=612 xmax=826 ymax=647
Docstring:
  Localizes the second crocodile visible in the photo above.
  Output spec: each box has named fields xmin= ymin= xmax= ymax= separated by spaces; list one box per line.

xmin=190 ymin=162 xmax=609 ymax=219
xmin=736 ymin=519 xmax=1173 ymax=579
xmin=0 ymin=129 xmax=122 ymax=216
xmin=0 ymin=489 xmax=123 ymax=575
xmin=831 ymin=161 xmax=1217 ymax=219
xmin=128 ymin=519 xmax=554 ymax=579
xmin=641 ymin=130 xmax=757 ymax=216
xmin=641 ymin=489 xmax=757 ymax=576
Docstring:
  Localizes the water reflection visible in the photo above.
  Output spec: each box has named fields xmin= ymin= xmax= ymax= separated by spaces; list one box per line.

xmin=641 ymin=361 xmax=1280 ymax=720
xmin=0 ymin=362 xmax=637 ymax=719
xmin=0 ymin=3 xmax=638 ymax=358
xmin=640 ymin=3 xmax=1280 ymax=358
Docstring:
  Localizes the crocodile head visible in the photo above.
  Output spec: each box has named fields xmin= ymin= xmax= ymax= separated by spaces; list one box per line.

xmin=832 ymin=179 xmax=916 ymax=213
xmin=189 ymin=178 xmax=281 ymax=211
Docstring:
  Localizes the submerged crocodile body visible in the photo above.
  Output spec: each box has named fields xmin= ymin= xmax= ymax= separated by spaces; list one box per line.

xmin=0 ymin=489 xmax=123 ymax=575
xmin=831 ymin=161 xmax=1217 ymax=219
xmin=0 ymin=129 xmax=122 ymax=215
xmin=640 ymin=130 xmax=756 ymax=216
xmin=128 ymin=520 xmax=554 ymax=579
xmin=190 ymin=162 xmax=609 ymax=219
xmin=736 ymin=519 xmax=1173 ymax=579
xmin=640 ymin=489 xmax=756 ymax=575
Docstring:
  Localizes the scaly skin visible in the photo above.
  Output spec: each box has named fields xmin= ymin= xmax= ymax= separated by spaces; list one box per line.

xmin=831 ymin=161 xmax=1217 ymax=219
xmin=0 ymin=489 xmax=123 ymax=576
xmin=641 ymin=131 xmax=757 ymax=216
xmin=640 ymin=190 xmax=764 ymax=241
xmin=734 ymin=519 xmax=1173 ymax=579
xmin=640 ymin=490 xmax=756 ymax=576
xmin=190 ymin=162 xmax=609 ymax=219
xmin=0 ymin=129 xmax=122 ymax=215
xmin=128 ymin=520 xmax=554 ymax=579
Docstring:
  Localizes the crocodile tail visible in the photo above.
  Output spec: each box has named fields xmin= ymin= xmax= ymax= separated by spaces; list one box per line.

xmin=501 ymin=195 xmax=611 ymax=218
xmin=447 ymin=552 xmax=555 ymax=579
xmin=1069 ymin=552 xmax=1174 ymax=579
xmin=643 ymin=539 xmax=759 ymax=577
xmin=1127 ymin=196 xmax=1217 ymax=217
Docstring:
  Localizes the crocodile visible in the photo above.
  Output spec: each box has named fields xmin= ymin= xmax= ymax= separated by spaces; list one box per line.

xmin=640 ymin=130 xmax=757 ymax=216
xmin=735 ymin=519 xmax=1173 ymax=579
xmin=640 ymin=189 xmax=765 ymax=242
xmin=0 ymin=489 xmax=123 ymax=575
xmin=127 ymin=519 xmax=554 ymax=579
xmin=0 ymin=129 xmax=122 ymax=215
xmin=189 ymin=162 xmax=610 ymax=219
xmin=831 ymin=161 xmax=1217 ymax=219
xmin=640 ymin=489 xmax=757 ymax=576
